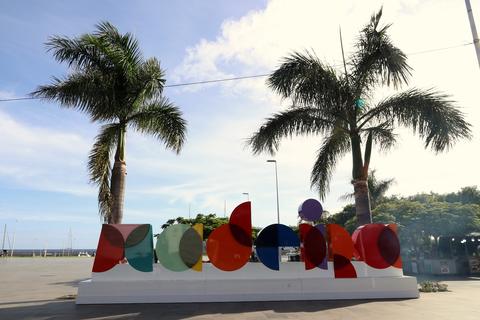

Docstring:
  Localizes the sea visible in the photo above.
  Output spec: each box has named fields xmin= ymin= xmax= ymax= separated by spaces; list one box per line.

xmin=1 ymin=249 xmax=96 ymax=257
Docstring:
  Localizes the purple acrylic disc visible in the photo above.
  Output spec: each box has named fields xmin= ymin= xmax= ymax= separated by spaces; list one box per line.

xmin=298 ymin=199 xmax=323 ymax=222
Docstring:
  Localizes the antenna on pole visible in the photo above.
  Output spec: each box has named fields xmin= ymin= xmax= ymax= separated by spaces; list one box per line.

xmin=339 ymin=26 xmax=349 ymax=81
xmin=465 ymin=0 xmax=480 ymax=68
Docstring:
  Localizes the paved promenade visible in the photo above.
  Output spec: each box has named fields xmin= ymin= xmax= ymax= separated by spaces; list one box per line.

xmin=0 ymin=258 xmax=479 ymax=319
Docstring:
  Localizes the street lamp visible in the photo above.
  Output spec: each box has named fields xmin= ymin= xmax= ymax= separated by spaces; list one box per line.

xmin=267 ymin=160 xmax=280 ymax=224
xmin=461 ymin=239 xmax=469 ymax=257
xmin=242 ymin=192 xmax=250 ymax=201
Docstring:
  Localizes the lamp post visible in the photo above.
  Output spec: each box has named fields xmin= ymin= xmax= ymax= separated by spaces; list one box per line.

xmin=242 ymin=192 xmax=249 ymax=201
xmin=461 ymin=239 xmax=471 ymax=274
xmin=465 ymin=0 xmax=480 ymax=68
xmin=461 ymin=239 xmax=469 ymax=256
xmin=267 ymin=160 xmax=280 ymax=224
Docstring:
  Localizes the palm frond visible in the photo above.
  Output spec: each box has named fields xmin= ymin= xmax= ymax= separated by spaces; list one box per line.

xmin=361 ymin=122 xmax=397 ymax=151
xmin=371 ymin=178 xmax=395 ymax=200
xmin=88 ymin=123 xmax=121 ymax=220
xmin=350 ymin=7 xmax=411 ymax=93
xmin=45 ymin=35 xmax=108 ymax=71
xmin=94 ymin=21 xmax=143 ymax=70
xmin=311 ymin=127 xmax=350 ymax=199
xmin=127 ymin=97 xmax=187 ymax=153
xmin=45 ymin=22 xmax=144 ymax=98
xmin=249 ymin=107 xmax=338 ymax=155
xmin=46 ymin=29 xmax=134 ymax=73
xmin=140 ymin=57 xmax=165 ymax=95
xmin=128 ymin=57 xmax=166 ymax=107
xmin=359 ymin=88 xmax=471 ymax=151
xmin=339 ymin=192 xmax=355 ymax=202
xmin=368 ymin=169 xmax=395 ymax=207
xmin=31 ymin=71 xmax=119 ymax=121
xmin=268 ymin=51 xmax=350 ymax=116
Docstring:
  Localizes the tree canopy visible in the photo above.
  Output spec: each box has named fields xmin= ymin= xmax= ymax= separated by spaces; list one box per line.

xmin=328 ymin=186 xmax=480 ymax=258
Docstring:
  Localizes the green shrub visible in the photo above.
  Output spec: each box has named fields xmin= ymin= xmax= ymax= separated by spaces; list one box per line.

xmin=418 ymin=281 xmax=448 ymax=292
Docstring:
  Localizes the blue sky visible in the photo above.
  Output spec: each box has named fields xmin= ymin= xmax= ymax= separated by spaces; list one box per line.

xmin=1 ymin=0 xmax=479 ymax=249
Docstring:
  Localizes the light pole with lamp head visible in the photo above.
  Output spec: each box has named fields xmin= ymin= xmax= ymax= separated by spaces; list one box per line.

xmin=461 ymin=239 xmax=471 ymax=274
xmin=267 ymin=160 xmax=280 ymax=224
xmin=267 ymin=159 xmax=281 ymax=264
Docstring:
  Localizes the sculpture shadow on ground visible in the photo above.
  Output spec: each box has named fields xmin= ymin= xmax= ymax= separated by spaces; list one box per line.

xmin=0 ymin=298 xmax=409 ymax=320
xmin=50 ymin=278 xmax=91 ymax=288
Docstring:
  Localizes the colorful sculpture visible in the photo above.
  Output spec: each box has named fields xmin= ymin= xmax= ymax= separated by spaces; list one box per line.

xmin=92 ymin=224 xmax=153 ymax=272
xmin=255 ymin=224 xmax=299 ymax=270
xmin=156 ymin=223 xmax=203 ymax=271
xmin=92 ymin=200 xmax=403 ymax=278
xmin=206 ymin=201 xmax=252 ymax=271
xmin=299 ymin=224 xmax=328 ymax=270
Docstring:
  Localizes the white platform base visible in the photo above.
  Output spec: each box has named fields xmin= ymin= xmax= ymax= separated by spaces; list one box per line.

xmin=77 ymin=263 xmax=418 ymax=304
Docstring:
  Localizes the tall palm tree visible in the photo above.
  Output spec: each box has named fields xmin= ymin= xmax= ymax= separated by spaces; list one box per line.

xmin=249 ymin=9 xmax=471 ymax=225
xmin=32 ymin=22 xmax=187 ymax=224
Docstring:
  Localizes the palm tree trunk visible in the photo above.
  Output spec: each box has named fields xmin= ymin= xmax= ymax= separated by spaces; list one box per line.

xmin=109 ymin=128 xmax=126 ymax=224
xmin=350 ymin=132 xmax=372 ymax=225
xmin=109 ymin=160 xmax=126 ymax=224
xmin=353 ymin=180 xmax=372 ymax=225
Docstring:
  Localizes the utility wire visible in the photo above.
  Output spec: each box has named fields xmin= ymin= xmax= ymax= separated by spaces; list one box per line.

xmin=0 ymin=42 xmax=474 ymax=103
xmin=0 ymin=97 xmax=37 ymax=102
xmin=407 ymin=41 xmax=473 ymax=56
xmin=165 ymin=73 xmax=270 ymax=87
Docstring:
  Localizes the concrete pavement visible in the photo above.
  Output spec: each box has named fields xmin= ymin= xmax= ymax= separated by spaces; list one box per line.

xmin=0 ymin=258 xmax=479 ymax=319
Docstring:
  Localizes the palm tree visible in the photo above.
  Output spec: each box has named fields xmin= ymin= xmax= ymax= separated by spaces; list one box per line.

xmin=32 ymin=22 xmax=187 ymax=224
xmin=248 ymin=9 xmax=471 ymax=225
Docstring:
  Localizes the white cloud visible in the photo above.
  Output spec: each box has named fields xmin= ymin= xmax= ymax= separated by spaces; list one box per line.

xmin=0 ymin=110 xmax=94 ymax=195
xmin=0 ymin=90 xmax=17 ymax=100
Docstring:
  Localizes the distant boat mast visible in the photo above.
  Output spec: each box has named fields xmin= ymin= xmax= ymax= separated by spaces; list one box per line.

xmin=1 ymin=224 xmax=6 ymax=254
